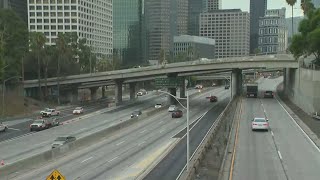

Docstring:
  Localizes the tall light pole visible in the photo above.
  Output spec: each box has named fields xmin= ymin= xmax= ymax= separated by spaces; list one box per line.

xmin=2 ymin=76 xmax=21 ymax=117
xmin=157 ymin=89 xmax=190 ymax=172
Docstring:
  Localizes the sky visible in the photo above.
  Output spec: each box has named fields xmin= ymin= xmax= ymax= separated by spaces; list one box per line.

xmin=222 ymin=0 xmax=304 ymax=18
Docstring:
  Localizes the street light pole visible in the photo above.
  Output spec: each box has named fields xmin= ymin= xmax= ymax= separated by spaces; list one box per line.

xmin=157 ymin=89 xmax=190 ymax=172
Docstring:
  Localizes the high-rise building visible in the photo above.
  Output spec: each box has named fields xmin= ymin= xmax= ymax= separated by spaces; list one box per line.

xmin=200 ymin=9 xmax=250 ymax=58
xmin=188 ymin=0 xmax=207 ymax=35
xmin=258 ymin=8 xmax=288 ymax=54
xmin=250 ymin=0 xmax=267 ymax=54
xmin=207 ymin=0 xmax=221 ymax=11
xmin=0 ymin=0 xmax=28 ymax=24
xmin=27 ymin=0 xmax=113 ymax=56
xmin=286 ymin=16 xmax=304 ymax=38
xmin=174 ymin=35 xmax=215 ymax=60
xmin=113 ymin=0 xmax=145 ymax=66
xmin=145 ymin=0 xmax=188 ymax=61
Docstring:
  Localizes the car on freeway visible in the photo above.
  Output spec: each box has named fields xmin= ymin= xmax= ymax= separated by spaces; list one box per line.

xmin=52 ymin=136 xmax=76 ymax=149
xmin=73 ymin=107 xmax=84 ymax=114
xmin=225 ymin=85 xmax=230 ymax=89
xmin=251 ymin=117 xmax=269 ymax=131
xmin=194 ymin=84 xmax=203 ymax=89
xmin=42 ymin=108 xmax=60 ymax=117
xmin=30 ymin=118 xmax=59 ymax=131
xmin=207 ymin=95 xmax=218 ymax=102
xmin=172 ymin=110 xmax=183 ymax=118
xmin=168 ymin=105 xmax=178 ymax=112
xmin=264 ymin=91 xmax=274 ymax=98
xmin=40 ymin=108 xmax=50 ymax=115
xmin=0 ymin=122 xmax=8 ymax=132
xmin=212 ymin=82 xmax=217 ymax=86
xmin=155 ymin=103 xmax=162 ymax=108
xmin=137 ymin=89 xmax=148 ymax=96
xmin=131 ymin=110 xmax=142 ymax=118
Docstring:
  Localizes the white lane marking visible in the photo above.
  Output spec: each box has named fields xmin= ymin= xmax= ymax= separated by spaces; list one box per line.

xmin=116 ymin=141 xmax=125 ymax=146
xmin=108 ymin=156 xmax=118 ymax=162
xmin=160 ymin=129 xmax=164 ymax=133
xmin=81 ymin=157 xmax=93 ymax=163
xmin=176 ymin=121 xmax=180 ymax=124
xmin=138 ymin=141 xmax=146 ymax=146
xmin=278 ymin=151 xmax=283 ymax=160
xmin=8 ymin=128 xmax=20 ymax=131
xmin=140 ymin=130 xmax=146 ymax=134
xmin=271 ymin=131 xmax=274 ymax=136
xmin=158 ymin=121 xmax=164 ymax=124
xmin=276 ymin=98 xmax=320 ymax=153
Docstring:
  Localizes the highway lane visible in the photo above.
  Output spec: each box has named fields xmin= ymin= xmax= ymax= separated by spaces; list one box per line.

xmin=232 ymin=77 xmax=320 ymax=180
xmin=0 ymin=88 xmax=204 ymax=165
xmin=11 ymin=87 xmax=230 ymax=180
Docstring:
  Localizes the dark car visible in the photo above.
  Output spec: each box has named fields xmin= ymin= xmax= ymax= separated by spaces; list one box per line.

xmin=225 ymin=85 xmax=230 ymax=89
xmin=172 ymin=110 xmax=183 ymax=118
xmin=131 ymin=110 xmax=142 ymax=118
xmin=264 ymin=91 xmax=274 ymax=98
xmin=209 ymin=96 xmax=218 ymax=102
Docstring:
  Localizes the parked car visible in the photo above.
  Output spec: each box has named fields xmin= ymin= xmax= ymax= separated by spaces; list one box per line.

xmin=131 ymin=110 xmax=142 ymax=118
xmin=251 ymin=117 xmax=269 ymax=131
xmin=264 ymin=91 xmax=274 ymax=98
xmin=172 ymin=110 xmax=183 ymax=118
xmin=168 ymin=105 xmax=178 ymax=112
xmin=42 ymin=109 xmax=60 ymax=117
xmin=73 ymin=107 xmax=84 ymax=114
xmin=155 ymin=103 xmax=162 ymax=108
xmin=52 ymin=136 xmax=76 ymax=149
xmin=0 ymin=122 xmax=8 ymax=132
xmin=137 ymin=89 xmax=148 ymax=96
xmin=225 ymin=85 xmax=230 ymax=89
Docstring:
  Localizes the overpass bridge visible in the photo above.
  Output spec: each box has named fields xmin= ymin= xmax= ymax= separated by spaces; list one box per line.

xmin=23 ymin=54 xmax=298 ymax=104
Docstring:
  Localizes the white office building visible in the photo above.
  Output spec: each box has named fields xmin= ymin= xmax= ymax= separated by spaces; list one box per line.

xmin=258 ymin=8 xmax=287 ymax=54
xmin=199 ymin=9 xmax=250 ymax=58
xmin=27 ymin=0 xmax=113 ymax=56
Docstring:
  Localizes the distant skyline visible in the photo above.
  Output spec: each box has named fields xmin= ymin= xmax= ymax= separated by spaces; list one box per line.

xmin=222 ymin=0 xmax=304 ymax=17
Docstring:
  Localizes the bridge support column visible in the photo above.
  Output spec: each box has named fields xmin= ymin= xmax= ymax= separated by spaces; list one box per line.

xmin=71 ymin=87 xmax=78 ymax=104
xmin=180 ymin=78 xmax=186 ymax=98
xmin=101 ymin=86 xmax=106 ymax=99
xmin=231 ymin=69 xmax=243 ymax=98
xmin=90 ymin=87 xmax=98 ymax=101
xmin=115 ymin=80 xmax=123 ymax=105
xmin=167 ymin=73 xmax=178 ymax=105
xmin=129 ymin=82 xmax=136 ymax=101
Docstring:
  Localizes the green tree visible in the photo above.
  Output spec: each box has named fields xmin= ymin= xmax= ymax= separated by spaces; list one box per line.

xmin=286 ymin=0 xmax=297 ymax=36
xmin=290 ymin=8 xmax=320 ymax=65
xmin=29 ymin=32 xmax=46 ymax=101
xmin=159 ymin=49 xmax=166 ymax=64
xmin=301 ymin=0 xmax=315 ymax=15
xmin=0 ymin=9 xmax=28 ymax=81
xmin=254 ymin=48 xmax=262 ymax=55
xmin=43 ymin=45 xmax=56 ymax=98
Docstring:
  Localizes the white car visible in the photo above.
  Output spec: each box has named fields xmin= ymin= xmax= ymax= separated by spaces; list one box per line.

xmin=73 ymin=107 xmax=84 ymax=115
xmin=42 ymin=109 xmax=60 ymax=117
xmin=40 ymin=108 xmax=50 ymax=115
xmin=0 ymin=123 xmax=8 ymax=132
xmin=251 ymin=117 xmax=269 ymax=131
xmin=155 ymin=103 xmax=162 ymax=108
xmin=168 ymin=105 xmax=177 ymax=112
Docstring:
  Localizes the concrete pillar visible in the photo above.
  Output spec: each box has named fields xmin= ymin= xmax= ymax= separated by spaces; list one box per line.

xmin=101 ymin=86 xmax=106 ymax=98
xmin=231 ymin=69 xmax=242 ymax=98
xmin=115 ymin=80 xmax=123 ymax=105
xmin=168 ymin=87 xmax=177 ymax=105
xmin=90 ymin=87 xmax=98 ymax=101
xmin=129 ymin=82 xmax=136 ymax=101
xmin=71 ymin=87 xmax=78 ymax=104
xmin=180 ymin=80 xmax=186 ymax=98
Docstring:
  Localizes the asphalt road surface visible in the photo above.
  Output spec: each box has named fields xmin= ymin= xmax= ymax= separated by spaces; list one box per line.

xmin=232 ymin=77 xmax=320 ymax=180
xmin=10 ymin=87 xmax=230 ymax=180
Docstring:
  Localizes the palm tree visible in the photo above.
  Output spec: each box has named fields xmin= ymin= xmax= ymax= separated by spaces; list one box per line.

xmin=286 ymin=0 xmax=297 ymax=37
xmin=56 ymin=33 xmax=69 ymax=105
xmin=29 ymin=32 xmax=46 ymax=101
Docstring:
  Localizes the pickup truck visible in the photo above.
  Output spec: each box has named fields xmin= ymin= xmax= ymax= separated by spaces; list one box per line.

xmin=40 ymin=108 xmax=50 ymax=115
xmin=30 ymin=118 xmax=59 ymax=131
xmin=42 ymin=109 xmax=60 ymax=117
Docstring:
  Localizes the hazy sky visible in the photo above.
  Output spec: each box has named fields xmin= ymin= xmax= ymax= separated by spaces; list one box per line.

xmin=222 ymin=0 xmax=304 ymax=18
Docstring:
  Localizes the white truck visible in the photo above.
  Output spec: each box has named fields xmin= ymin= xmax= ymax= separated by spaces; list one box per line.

xmin=42 ymin=109 xmax=60 ymax=117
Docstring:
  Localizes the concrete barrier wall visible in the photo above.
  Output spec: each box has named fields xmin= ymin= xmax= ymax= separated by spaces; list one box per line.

xmin=286 ymin=68 xmax=320 ymax=113
xmin=178 ymin=97 xmax=239 ymax=180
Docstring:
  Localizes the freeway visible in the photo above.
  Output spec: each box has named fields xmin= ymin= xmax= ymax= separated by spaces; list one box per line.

xmin=10 ymin=87 xmax=230 ymax=180
xmin=232 ymin=77 xmax=320 ymax=180
xmin=0 ymin=88 xmax=204 ymax=172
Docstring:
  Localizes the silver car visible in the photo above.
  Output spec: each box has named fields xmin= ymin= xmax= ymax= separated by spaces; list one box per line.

xmin=0 ymin=123 xmax=8 ymax=132
xmin=52 ymin=136 xmax=76 ymax=149
xmin=251 ymin=117 xmax=269 ymax=131
xmin=168 ymin=105 xmax=177 ymax=112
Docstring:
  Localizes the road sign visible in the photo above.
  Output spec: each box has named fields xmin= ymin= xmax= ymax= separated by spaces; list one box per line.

xmin=155 ymin=77 xmax=184 ymax=88
xmin=46 ymin=169 xmax=65 ymax=180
